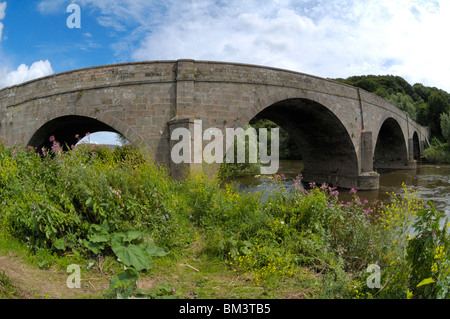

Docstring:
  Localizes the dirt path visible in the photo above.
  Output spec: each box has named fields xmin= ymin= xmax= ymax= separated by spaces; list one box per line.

xmin=0 ymin=251 xmax=110 ymax=299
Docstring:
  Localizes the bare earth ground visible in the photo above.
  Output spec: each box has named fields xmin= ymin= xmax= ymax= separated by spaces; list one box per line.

xmin=0 ymin=251 xmax=109 ymax=299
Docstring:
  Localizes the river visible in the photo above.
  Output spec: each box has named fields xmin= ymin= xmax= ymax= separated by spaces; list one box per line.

xmin=226 ymin=160 xmax=450 ymax=216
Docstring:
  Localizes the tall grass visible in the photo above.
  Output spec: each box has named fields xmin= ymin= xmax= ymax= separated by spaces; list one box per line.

xmin=1 ymin=139 xmax=449 ymax=298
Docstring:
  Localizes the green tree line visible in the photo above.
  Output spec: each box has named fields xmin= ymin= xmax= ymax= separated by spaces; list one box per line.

xmin=335 ymin=75 xmax=450 ymax=163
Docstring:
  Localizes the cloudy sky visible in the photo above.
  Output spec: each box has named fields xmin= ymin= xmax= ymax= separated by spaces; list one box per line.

xmin=0 ymin=0 xmax=448 ymax=142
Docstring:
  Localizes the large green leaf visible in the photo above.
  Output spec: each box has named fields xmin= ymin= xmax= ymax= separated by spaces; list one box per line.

xmin=112 ymin=244 xmax=151 ymax=271
xmin=109 ymin=268 xmax=140 ymax=292
xmin=141 ymin=243 xmax=167 ymax=257
xmin=83 ymin=239 xmax=103 ymax=255
xmin=89 ymin=233 xmax=110 ymax=243
xmin=54 ymin=238 xmax=66 ymax=251
xmin=417 ymin=277 xmax=435 ymax=288
xmin=113 ymin=230 xmax=145 ymax=243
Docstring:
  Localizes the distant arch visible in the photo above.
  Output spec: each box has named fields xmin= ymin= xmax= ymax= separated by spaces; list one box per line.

xmin=374 ymin=117 xmax=408 ymax=169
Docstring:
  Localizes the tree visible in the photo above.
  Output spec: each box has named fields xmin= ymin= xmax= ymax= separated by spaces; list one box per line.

xmin=386 ymin=92 xmax=417 ymax=120
xmin=427 ymin=91 xmax=450 ymax=138
xmin=416 ymin=103 xmax=429 ymax=126
xmin=441 ymin=112 xmax=450 ymax=144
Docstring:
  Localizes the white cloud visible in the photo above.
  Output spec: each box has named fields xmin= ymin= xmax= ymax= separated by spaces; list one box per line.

xmin=37 ymin=0 xmax=67 ymax=15
xmin=0 ymin=2 xmax=5 ymax=19
xmin=0 ymin=60 xmax=54 ymax=89
xmin=74 ymin=0 xmax=450 ymax=91
xmin=0 ymin=2 xmax=6 ymax=41
xmin=0 ymin=2 xmax=54 ymax=89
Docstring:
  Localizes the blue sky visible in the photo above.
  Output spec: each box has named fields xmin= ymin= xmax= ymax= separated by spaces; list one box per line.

xmin=0 ymin=0 xmax=449 ymax=143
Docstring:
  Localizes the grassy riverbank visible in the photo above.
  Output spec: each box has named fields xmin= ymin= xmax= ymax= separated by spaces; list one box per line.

xmin=1 ymin=140 xmax=450 ymax=299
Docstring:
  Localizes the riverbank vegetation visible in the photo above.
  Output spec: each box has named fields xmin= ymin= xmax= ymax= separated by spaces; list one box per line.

xmin=1 ymin=140 xmax=450 ymax=299
xmin=335 ymin=75 xmax=450 ymax=164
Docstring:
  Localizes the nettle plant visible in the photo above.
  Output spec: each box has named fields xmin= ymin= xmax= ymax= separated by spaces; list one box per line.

xmin=83 ymin=221 xmax=173 ymax=298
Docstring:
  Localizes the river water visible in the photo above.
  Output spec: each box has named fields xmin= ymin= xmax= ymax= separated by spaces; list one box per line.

xmin=226 ymin=160 xmax=450 ymax=216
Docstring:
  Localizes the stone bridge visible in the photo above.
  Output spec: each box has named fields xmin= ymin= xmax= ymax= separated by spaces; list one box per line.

xmin=0 ymin=60 xmax=430 ymax=190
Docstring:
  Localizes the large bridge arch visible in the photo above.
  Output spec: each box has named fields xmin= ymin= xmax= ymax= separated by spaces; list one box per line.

xmin=244 ymin=97 xmax=359 ymax=188
xmin=25 ymin=107 xmax=145 ymax=152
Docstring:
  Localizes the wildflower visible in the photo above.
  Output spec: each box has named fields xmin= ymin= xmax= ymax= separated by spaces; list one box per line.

xmin=432 ymin=263 xmax=438 ymax=272
xmin=350 ymin=188 xmax=357 ymax=194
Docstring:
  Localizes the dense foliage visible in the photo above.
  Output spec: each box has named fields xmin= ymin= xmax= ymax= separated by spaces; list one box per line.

xmin=335 ymin=75 xmax=450 ymax=163
xmin=1 ymin=140 xmax=449 ymax=299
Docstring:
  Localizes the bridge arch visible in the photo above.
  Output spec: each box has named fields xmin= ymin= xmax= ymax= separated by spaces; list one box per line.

xmin=27 ymin=111 xmax=143 ymax=152
xmin=373 ymin=117 xmax=409 ymax=170
xmin=240 ymin=97 xmax=359 ymax=188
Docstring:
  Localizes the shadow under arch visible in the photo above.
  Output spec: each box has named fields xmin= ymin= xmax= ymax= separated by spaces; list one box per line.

xmin=28 ymin=115 xmax=124 ymax=151
xmin=244 ymin=98 xmax=360 ymax=189
xmin=373 ymin=117 xmax=409 ymax=170
xmin=412 ymin=131 xmax=420 ymax=160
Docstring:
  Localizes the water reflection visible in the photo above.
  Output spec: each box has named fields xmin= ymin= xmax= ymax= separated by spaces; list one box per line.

xmin=226 ymin=160 xmax=450 ymax=216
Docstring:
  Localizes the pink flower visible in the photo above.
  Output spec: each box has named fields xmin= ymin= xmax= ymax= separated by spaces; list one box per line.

xmin=350 ymin=188 xmax=357 ymax=194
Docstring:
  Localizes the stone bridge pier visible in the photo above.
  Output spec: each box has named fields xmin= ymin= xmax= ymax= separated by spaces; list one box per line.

xmin=0 ymin=60 xmax=430 ymax=190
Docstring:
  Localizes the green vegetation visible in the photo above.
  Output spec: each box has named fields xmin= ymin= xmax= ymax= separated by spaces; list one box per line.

xmin=218 ymin=119 xmax=301 ymax=179
xmin=0 ymin=271 xmax=22 ymax=299
xmin=1 ymin=139 xmax=450 ymax=299
xmin=335 ymin=75 xmax=450 ymax=163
